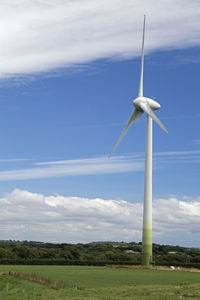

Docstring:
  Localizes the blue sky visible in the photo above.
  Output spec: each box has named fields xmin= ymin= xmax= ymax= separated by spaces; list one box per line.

xmin=0 ymin=0 xmax=199 ymax=246
xmin=0 ymin=48 xmax=199 ymax=199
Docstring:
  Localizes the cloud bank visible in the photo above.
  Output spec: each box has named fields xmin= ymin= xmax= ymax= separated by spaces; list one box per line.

xmin=0 ymin=188 xmax=199 ymax=246
xmin=0 ymin=0 xmax=200 ymax=78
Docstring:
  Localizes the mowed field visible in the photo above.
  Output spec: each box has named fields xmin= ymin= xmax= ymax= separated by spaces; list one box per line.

xmin=0 ymin=265 xmax=199 ymax=299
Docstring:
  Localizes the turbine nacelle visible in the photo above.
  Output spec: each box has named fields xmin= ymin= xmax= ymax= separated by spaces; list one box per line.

xmin=133 ymin=97 xmax=160 ymax=111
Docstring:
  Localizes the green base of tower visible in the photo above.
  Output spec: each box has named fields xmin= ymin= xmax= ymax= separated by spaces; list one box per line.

xmin=142 ymin=221 xmax=152 ymax=266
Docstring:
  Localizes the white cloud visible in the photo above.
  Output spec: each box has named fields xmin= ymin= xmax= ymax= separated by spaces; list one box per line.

xmin=0 ymin=0 xmax=200 ymax=78
xmin=0 ymin=149 xmax=199 ymax=181
xmin=154 ymin=150 xmax=200 ymax=165
xmin=155 ymin=150 xmax=200 ymax=157
xmin=0 ymin=188 xmax=199 ymax=246
xmin=0 ymin=155 xmax=144 ymax=181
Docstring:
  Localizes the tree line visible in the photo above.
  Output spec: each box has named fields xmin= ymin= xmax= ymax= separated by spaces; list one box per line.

xmin=0 ymin=240 xmax=199 ymax=268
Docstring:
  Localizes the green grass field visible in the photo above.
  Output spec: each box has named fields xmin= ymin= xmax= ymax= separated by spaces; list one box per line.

xmin=0 ymin=265 xmax=199 ymax=299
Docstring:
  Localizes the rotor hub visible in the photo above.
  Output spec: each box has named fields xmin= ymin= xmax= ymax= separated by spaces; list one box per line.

xmin=133 ymin=97 xmax=160 ymax=111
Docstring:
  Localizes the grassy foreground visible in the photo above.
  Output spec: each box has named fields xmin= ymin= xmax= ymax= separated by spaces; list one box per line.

xmin=0 ymin=265 xmax=199 ymax=299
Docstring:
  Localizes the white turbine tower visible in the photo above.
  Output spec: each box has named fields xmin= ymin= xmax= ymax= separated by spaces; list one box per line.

xmin=109 ymin=15 xmax=168 ymax=266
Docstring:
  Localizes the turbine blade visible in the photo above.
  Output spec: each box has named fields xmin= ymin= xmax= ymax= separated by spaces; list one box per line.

xmin=109 ymin=109 xmax=143 ymax=158
xmin=138 ymin=15 xmax=146 ymax=97
xmin=138 ymin=102 xmax=168 ymax=134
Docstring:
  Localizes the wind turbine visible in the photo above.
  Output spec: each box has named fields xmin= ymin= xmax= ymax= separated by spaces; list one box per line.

xmin=109 ymin=15 xmax=168 ymax=266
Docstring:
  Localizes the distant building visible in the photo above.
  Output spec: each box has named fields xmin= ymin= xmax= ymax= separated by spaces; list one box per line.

xmin=124 ymin=250 xmax=140 ymax=254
